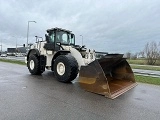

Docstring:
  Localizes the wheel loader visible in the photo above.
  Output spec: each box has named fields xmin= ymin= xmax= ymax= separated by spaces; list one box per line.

xmin=26 ymin=27 xmax=137 ymax=99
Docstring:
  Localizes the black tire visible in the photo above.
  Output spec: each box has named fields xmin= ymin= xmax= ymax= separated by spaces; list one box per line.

xmin=27 ymin=54 xmax=42 ymax=75
xmin=53 ymin=54 xmax=78 ymax=83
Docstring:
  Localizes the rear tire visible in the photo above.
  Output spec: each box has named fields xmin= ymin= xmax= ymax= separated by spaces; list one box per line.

xmin=54 ymin=54 xmax=78 ymax=83
xmin=27 ymin=54 xmax=42 ymax=75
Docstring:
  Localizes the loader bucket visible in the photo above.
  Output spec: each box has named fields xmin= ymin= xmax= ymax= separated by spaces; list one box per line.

xmin=79 ymin=54 xmax=137 ymax=99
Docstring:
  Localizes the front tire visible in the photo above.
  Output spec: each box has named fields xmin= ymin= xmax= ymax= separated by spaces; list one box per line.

xmin=54 ymin=55 xmax=78 ymax=83
xmin=27 ymin=54 xmax=42 ymax=75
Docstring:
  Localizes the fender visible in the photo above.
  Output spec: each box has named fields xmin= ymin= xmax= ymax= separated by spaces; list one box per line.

xmin=52 ymin=50 xmax=70 ymax=60
xmin=27 ymin=49 xmax=40 ymax=61
xmin=61 ymin=46 xmax=85 ymax=69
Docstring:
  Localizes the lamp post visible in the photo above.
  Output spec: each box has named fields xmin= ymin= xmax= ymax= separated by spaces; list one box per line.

xmin=80 ymin=35 xmax=83 ymax=46
xmin=12 ymin=36 xmax=19 ymax=54
xmin=26 ymin=21 xmax=36 ymax=48
xmin=15 ymin=38 xmax=18 ymax=54
xmin=12 ymin=36 xmax=17 ymax=50
xmin=0 ymin=40 xmax=2 ymax=53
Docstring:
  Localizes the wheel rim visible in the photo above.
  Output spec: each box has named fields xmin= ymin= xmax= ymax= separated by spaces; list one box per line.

xmin=30 ymin=60 xmax=35 ymax=70
xmin=57 ymin=62 xmax=65 ymax=75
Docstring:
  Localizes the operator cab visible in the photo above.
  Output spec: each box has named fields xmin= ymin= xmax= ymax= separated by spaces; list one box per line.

xmin=44 ymin=28 xmax=75 ymax=51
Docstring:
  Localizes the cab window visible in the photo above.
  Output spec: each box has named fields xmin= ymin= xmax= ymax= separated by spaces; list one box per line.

xmin=49 ymin=32 xmax=55 ymax=43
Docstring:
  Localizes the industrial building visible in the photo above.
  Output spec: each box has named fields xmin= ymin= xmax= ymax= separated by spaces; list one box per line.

xmin=7 ymin=47 xmax=27 ymax=56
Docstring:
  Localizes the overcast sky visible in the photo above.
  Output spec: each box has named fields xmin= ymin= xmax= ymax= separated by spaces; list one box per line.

xmin=0 ymin=0 xmax=160 ymax=53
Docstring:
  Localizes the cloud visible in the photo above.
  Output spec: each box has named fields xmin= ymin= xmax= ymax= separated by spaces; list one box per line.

xmin=0 ymin=0 xmax=160 ymax=53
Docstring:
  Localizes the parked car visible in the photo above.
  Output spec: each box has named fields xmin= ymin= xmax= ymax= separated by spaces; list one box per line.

xmin=1 ymin=53 xmax=7 ymax=57
xmin=15 ymin=53 xmax=23 ymax=57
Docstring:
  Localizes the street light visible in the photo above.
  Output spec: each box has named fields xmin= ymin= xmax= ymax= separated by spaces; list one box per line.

xmin=0 ymin=40 xmax=2 ymax=53
xmin=12 ymin=36 xmax=17 ymax=50
xmin=26 ymin=21 xmax=36 ymax=48
xmin=80 ymin=35 xmax=83 ymax=46
xmin=12 ymin=36 xmax=21 ymax=54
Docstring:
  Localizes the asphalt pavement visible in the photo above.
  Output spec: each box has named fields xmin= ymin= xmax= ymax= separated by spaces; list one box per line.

xmin=0 ymin=62 xmax=160 ymax=120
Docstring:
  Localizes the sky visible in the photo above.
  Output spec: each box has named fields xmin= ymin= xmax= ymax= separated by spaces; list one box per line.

xmin=0 ymin=0 xmax=160 ymax=54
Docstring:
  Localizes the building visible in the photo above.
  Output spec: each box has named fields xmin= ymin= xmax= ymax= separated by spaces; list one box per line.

xmin=7 ymin=47 xmax=27 ymax=56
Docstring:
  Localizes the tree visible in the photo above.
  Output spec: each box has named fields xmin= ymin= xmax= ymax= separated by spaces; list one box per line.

xmin=143 ymin=41 xmax=160 ymax=65
xmin=138 ymin=51 xmax=145 ymax=58
xmin=131 ymin=53 xmax=138 ymax=60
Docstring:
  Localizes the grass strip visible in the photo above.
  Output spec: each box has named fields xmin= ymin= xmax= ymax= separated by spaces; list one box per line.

xmin=127 ymin=59 xmax=146 ymax=65
xmin=127 ymin=59 xmax=160 ymax=66
xmin=0 ymin=58 xmax=26 ymax=65
xmin=135 ymin=75 xmax=160 ymax=85
xmin=131 ymin=65 xmax=160 ymax=71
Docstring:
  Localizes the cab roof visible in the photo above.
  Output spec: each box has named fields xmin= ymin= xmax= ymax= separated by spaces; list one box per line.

xmin=46 ymin=27 xmax=72 ymax=33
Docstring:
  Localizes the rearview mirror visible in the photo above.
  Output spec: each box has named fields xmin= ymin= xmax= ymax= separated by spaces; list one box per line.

xmin=71 ymin=34 xmax=74 ymax=38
